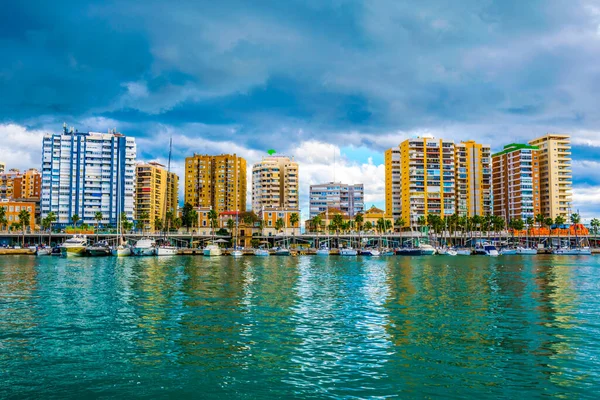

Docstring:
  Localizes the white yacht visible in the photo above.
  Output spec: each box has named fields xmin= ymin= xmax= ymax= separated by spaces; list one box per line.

xmin=254 ymin=248 xmax=270 ymax=256
xmin=133 ymin=237 xmax=156 ymax=256
xmin=156 ymin=245 xmax=178 ymax=256
xmin=499 ymin=248 xmax=517 ymax=255
xmin=418 ymin=244 xmax=436 ymax=256
xmin=231 ymin=249 xmax=244 ymax=257
xmin=456 ymin=248 xmax=472 ymax=256
xmin=112 ymin=244 xmax=131 ymax=257
xmin=36 ymin=246 xmax=52 ymax=256
xmin=483 ymin=245 xmax=499 ymax=257
xmin=339 ymin=247 xmax=358 ymax=256
xmin=274 ymin=247 xmax=291 ymax=256
xmin=553 ymin=247 xmax=592 ymax=255
xmin=60 ymin=235 xmax=88 ymax=257
xmin=359 ymin=248 xmax=381 ymax=256
xmin=316 ymin=245 xmax=330 ymax=256
xmin=516 ymin=247 xmax=538 ymax=255
xmin=203 ymin=244 xmax=222 ymax=256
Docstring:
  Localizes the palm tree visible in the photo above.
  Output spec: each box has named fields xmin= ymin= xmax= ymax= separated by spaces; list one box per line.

xmin=555 ymin=215 xmax=565 ymax=243
xmin=571 ymin=212 xmax=581 ymax=247
xmin=46 ymin=212 xmax=56 ymax=247
xmin=208 ymin=209 xmax=218 ymax=238
xmin=354 ymin=213 xmax=364 ymax=233
xmin=332 ymin=214 xmax=344 ymax=235
xmin=364 ymin=221 xmax=373 ymax=232
xmin=290 ymin=213 xmax=299 ymax=237
xmin=275 ymin=217 xmax=285 ymax=233
xmin=94 ymin=211 xmax=103 ymax=240
xmin=154 ymin=217 xmax=163 ymax=233
xmin=591 ymin=218 xmax=600 ymax=247
xmin=312 ymin=215 xmax=322 ymax=234
xmin=227 ymin=218 xmax=235 ymax=234
xmin=383 ymin=219 xmax=392 ymax=233
xmin=18 ymin=209 xmax=31 ymax=246
xmin=544 ymin=217 xmax=554 ymax=245
xmin=72 ymin=214 xmax=80 ymax=228
xmin=535 ymin=213 xmax=545 ymax=245
xmin=0 ymin=206 xmax=7 ymax=232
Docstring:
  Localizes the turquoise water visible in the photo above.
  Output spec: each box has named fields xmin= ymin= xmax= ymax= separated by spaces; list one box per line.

xmin=1 ymin=255 xmax=600 ymax=398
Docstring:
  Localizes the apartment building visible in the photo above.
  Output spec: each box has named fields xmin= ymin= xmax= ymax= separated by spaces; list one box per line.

xmin=0 ymin=168 xmax=41 ymax=200
xmin=528 ymin=134 xmax=572 ymax=219
xmin=135 ymin=162 xmax=178 ymax=231
xmin=41 ymin=126 xmax=136 ymax=226
xmin=492 ymin=143 xmax=541 ymax=222
xmin=309 ymin=182 xmax=364 ymax=218
xmin=385 ymin=137 xmax=491 ymax=226
xmin=0 ymin=199 xmax=37 ymax=230
xmin=185 ymin=154 xmax=246 ymax=213
xmin=251 ymin=156 xmax=299 ymax=214
xmin=0 ymin=162 xmax=5 ymax=174
xmin=455 ymin=141 xmax=491 ymax=217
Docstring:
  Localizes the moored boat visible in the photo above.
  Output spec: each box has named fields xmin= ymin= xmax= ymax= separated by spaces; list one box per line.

xmin=456 ymin=248 xmax=472 ymax=256
xmin=133 ymin=237 xmax=156 ymax=256
xmin=36 ymin=246 xmax=52 ymax=256
xmin=60 ymin=235 xmax=88 ymax=257
xmin=499 ymin=248 xmax=517 ymax=255
xmin=274 ymin=247 xmax=290 ymax=256
xmin=254 ymin=248 xmax=270 ymax=256
xmin=231 ymin=249 xmax=244 ymax=257
xmin=203 ymin=243 xmax=222 ymax=256
xmin=316 ymin=245 xmax=330 ymax=256
xmin=359 ymin=248 xmax=381 ymax=256
xmin=339 ymin=247 xmax=358 ymax=256
xmin=87 ymin=240 xmax=112 ymax=257
xmin=516 ymin=247 xmax=538 ymax=255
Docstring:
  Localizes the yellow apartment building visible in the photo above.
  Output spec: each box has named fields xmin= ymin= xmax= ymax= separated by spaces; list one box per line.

xmin=135 ymin=162 xmax=178 ymax=231
xmin=528 ymin=134 xmax=572 ymax=219
xmin=385 ymin=137 xmax=491 ymax=227
xmin=0 ymin=168 xmax=41 ymax=200
xmin=185 ymin=154 xmax=246 ymax=213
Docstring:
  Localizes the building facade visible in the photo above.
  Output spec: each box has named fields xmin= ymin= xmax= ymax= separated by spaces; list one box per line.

xmin=251 ymin=156 xmax=299 ymax=214
xmin=185 ymin=154 xmax=246 ymax=213
xmin=41 ymin=126 xmax=136 ymax=226
xmin=528 ymin=134 xmax=572 ymax=219
xmin=0 ymin=162 xmax=5 ymax=174
xmin=0 ymin=168 xmax=42 ymax=200
xmin=385 ymin=137 xmax=491 ymax=226
xmin=455 ymin=141 xmax=491 ymax=217
xmin=135 ymin=162 xmax=178 ymax=231
xmin=492 ymin=144 xmax=541 ymax=222
xmin=0 ymin=199 xmax=36 ymax=230
xmin=309 ymin=182 xmax=364 ymax=218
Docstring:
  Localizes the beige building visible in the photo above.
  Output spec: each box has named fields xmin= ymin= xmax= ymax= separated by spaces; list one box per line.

xmin=135 ymin=162 xmax=178 ymax=231
xmin=185 ymin=154 xmax=246 ymax=213
xmin=0 ymin=162 xmax=4 ymax=174
xmin=528 ymin=134 xmax=572 ymax=219
xmin=252 ymin=156 xmax=299 ymax=214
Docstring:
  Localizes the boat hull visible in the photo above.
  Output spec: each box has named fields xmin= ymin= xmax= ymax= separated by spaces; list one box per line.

xmin=112 ymin=248 xmax=131 ymax=257
xmin=316 ymin=249 xmax=330 ymax=256
xmin=231 ymin=250 xmax=244 ymax=257
xmin=339 ymin=249 xmax=358 ymax=256
xmin=133 ymin=247 xmax=156 ymax=256
xmin=156 ymin=247 xmax=178 ymax=256
xmin=87 ymin=248 xmax=111 ymax=257
xmin=254 ymin=250 xmax=270 ymax=256
xmin=61 ymin=247 xmax=86 ymax=257
xmin=516 ymin=248 xmax=538 ymax=255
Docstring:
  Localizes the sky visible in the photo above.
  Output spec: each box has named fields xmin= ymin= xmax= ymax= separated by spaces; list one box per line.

xmin=1 ymin=0 xmax=600 ymax=221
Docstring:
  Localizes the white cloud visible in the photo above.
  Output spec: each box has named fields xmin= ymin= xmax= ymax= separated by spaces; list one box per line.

xmin=0 ymin=124 xmax=46 ymax=171
xmin=572 ymin=185 xmax=600 ymax=222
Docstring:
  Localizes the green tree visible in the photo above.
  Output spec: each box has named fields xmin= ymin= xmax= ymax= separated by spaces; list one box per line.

xmin=208 ymin=209 xmax=218 ymax=237
xmin=364 ymin=221 xmax=373 ymax=231
xmin=154 ymin=217 xmax=163 ymax=233
xmin=241 ymin=211 xmax=258 ymax=226
xmin=94 ymin=211 xmax=103 ymax=240
xmin=18 ymin=209 xmax=31 ymax=246
xmin=181 ymin=202 xmax=195 ymax=232
xmin=332 ymin=214 xmax=344 ymax=234
xmin=354 ymin=213 xmax=364 ymax=232
xmin=591 ymin=218 xmax=600 ymax=236
xmin=226 ymin=218 xmax=235 ymax=233
xmin=312 ymin=215 xmax=322 ymax=233
xmin=290 ymin=213 xmax=299 ymax=236
xmin=383 ymin=218 xmax=392 ymax=233
xmin=71 ymin=214 xmax=80 ymax=227
xmin=394 ymin=218 xmax=405 ymax=232
xmin=165 ymin=210 xmax=174 ymax=232
xmin=0 ymin=206 xmax=7 ymax=231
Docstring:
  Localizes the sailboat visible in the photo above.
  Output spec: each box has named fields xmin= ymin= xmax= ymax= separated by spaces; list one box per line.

xmin=231 ymin=213 xmax=243 ymax=257
xmin=157 ymin=137 xmax=178 ymax=256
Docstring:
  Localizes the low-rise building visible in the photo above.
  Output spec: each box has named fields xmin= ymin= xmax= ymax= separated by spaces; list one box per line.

xmin=0 ymin=199 xmax=36 ymax=231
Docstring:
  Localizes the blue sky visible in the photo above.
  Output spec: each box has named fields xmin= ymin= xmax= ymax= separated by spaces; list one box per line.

xmin=1 ymin=0 xmax=600 ymax=220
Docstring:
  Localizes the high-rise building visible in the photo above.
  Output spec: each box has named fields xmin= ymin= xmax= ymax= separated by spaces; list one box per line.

xmin=528 ymin=134 xmax=572 ymax=219
xmin=0 ymin=162 xmax=5 ymax=174
xmin=135 ymin=162 xmax=178 ymax=231
xmin=185 ymin=154 xmax=246 ymax=213
xmin=252 ymin=156 xmax=299 ymax=214
xmin=384 ymin=137 xmax=491 ymax=226
xmin=309 ymin=182 xmax=364 ymax=218
xmin=0 ymin=168 xmax=41 ymax=200
xmin=455 ymin=141 xmax=491 ymax=217
xmin=384 ymin=148 xmax=402 ymax=221
xmin=41 ymin=126 xmax=136 ymax=226
xmin=492 ymin=144 xmax=541 ymax=222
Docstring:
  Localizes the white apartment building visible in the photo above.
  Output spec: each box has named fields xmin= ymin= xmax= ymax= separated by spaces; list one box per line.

xmin=251 ymin=156 xmax=299 ymax=214
xmin=309 ymin=182 xmax=364 ymax=218
xmin=41 ymin=126 xmax=136 ymax=226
